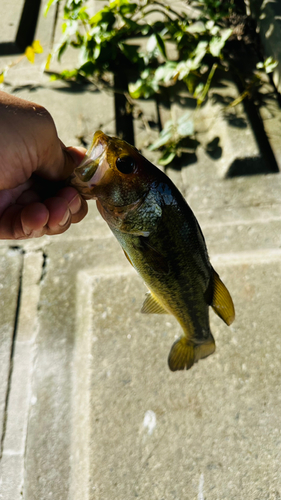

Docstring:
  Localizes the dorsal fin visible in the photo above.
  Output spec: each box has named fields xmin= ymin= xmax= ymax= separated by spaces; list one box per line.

xmin=141 ymin=292 xmax=169 ymax=314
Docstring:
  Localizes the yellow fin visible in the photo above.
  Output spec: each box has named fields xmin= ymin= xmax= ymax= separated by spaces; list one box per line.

xmin=211 ymin=270 xmax=235 ymax=326
xmin=141 ymin=292 xmax=169 ymax=314
xmin=168 ymin=336 xmax=215 ymax=371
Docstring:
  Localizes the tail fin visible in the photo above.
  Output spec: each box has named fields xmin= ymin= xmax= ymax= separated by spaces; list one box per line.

xmin=168 ymin=335 xmax=215 ymax=372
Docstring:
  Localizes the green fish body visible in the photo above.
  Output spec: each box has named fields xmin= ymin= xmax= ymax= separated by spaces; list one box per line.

xmin=71 ymin=131 xmax=235 ymax=371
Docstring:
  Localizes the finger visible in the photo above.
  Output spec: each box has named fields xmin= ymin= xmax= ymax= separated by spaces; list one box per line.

xmin=16 ymin=189 xmax=41 ymax=205
xmin=36 ymin=144 xmax=87 ymax=181
xmin=43 ymin=193 xmax=88 ymax=235
xmin=0 ymin=190 xmax=88 ymax=239
xmin=60 ymin=146 xmax=87 ymax=179
xmin=56 ymin=186 xmax=88 ymax=223
xmin=0 ymin=202 xmax=49 ymax=239
xmin=44 ymin=196 xmax=71 ymax=231
xmin=21 ymin=203 xmax=50 ymax=238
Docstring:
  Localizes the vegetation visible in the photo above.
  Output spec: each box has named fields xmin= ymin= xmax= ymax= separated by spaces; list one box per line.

xmin=1 ymin=0 xmax=277 ymax=166
xmin=45 ymin=0 xmax=233 ymax=91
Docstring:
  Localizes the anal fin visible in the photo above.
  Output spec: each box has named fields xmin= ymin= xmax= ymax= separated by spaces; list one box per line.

xmin=211 ymin=270 xmax=235 ymax=326
xmin=141 ymin=292 xmax=169 ymax=314
xmin=168 ymin=336 xmax=215 ymax=372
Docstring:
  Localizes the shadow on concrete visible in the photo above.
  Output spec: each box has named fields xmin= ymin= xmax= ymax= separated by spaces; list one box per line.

xmin=226 ymin=156 xmax=274 ymax=177
xmin=224 ymin=113 xmax=248 ymax=128
xmin=205 ymin=137 xmax=223 ymax=160
xmin=166 ymin=152 xmax=198 ymax=172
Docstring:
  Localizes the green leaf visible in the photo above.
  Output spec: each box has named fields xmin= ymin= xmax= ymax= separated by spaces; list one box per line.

xmin=79 ymin=60 xmax=96 ymax=76
xmin=209 ymin=28 xmax=231 ymax=57
xmin=220 ymin=28 xmax=232 ymax=43
xmin=57 ymin=40 xmax=68 ymax=61
xmin=159 ymin=150 xmax=176 ymax=166
xmin=185 ymin=21 xmax=206 ymax=34
xmin=193 ymin=41 xmax=208 ymax=66
xmin=155 ymin=61 xmax=177 ymax=82
xmin=90 ymin=9 xmax=115 ymax=28
xmin=129 ymin=78 xmax=158 ymax=99
xmin=119 ymin=43 xmax=140 ymax=63
xmin=147 ymin=34 xmax=157 ymax=53
xmin=257 ymin=56 xmax=278 ymax=74
xmin=149 ymin=127 xmax=174 ymax=150
xmin=120 ymin=2 xmax=137 ymax=15
xmin=44 ymin=0 xmax=59 ymax=16
xmin=177 ymin=116 xmax=194 ymax=136
xmin=177 ymin=60 xmax=192 ymax=80
xmin=155 ymin=33 xmax=167 ymax=59
xmin=94 ymin=44 xmax=101 ymax=60
xmin=193 ymin=81 xmax=204 ymax=97
xmin=209 ymin=36 xmax=224 ymax=57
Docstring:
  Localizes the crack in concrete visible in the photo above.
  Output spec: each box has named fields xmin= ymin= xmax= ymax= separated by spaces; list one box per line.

xmin=38 ymin=251 xmax=48 ymax=284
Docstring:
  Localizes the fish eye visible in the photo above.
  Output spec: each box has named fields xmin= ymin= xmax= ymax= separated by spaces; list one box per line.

xmin=116 ymin=156 xmax=135 ymax=174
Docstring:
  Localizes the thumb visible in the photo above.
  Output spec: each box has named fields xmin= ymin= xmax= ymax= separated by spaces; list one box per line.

xmin=61 ymin=146 xmax=87 ymax=178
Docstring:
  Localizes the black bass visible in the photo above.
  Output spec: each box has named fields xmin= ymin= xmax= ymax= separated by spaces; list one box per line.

xmin=71 ymin=131 xmax=235 ymax=371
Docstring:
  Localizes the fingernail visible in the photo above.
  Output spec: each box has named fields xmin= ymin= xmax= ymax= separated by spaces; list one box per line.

xmin=59 ymin=209 xmax=71 ymax=227
xmin=69 ymin=194 xmax=82 ymax=215
xmin=22 ymin=223 xmax=33 ymax=237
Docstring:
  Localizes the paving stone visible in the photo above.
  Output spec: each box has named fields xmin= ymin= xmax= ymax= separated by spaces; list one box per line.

xmin=0 ymin=0 xmax=25 ymax=44
xmin=71 ymin=259 xmax=281 ymax=500
xmin=0 ymin=248 xmax=22 ymax=449
xmin=0 ymin=251 xmax=43 ymax=500
xmin=0 ymin=454 xmax=24 ymax=499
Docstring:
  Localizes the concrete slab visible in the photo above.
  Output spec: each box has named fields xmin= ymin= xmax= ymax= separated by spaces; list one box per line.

xmin=71 ymin=258 xmax=281 ymax=500
xmin=0 ymin=248 xmax=22 ymax=453
xmin=13 ymin=203 xmax=281 ymax=500
xmin=0 ymin=251 xmax=43 ymax=500
xmin=0 ymin=0 xmax=25 ymax=44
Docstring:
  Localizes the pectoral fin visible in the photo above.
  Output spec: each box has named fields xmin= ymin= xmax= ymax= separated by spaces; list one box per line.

xmin=211 ymin=270 xmax=235 ymax=326
xmin=168 ymin=336 xmax=215 ymax=371
xmin=141 ymin=292 xmax=169 ymax=314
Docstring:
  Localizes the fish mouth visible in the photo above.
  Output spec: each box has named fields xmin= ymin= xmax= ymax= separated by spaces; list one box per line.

xmin=74 ymin=132 xmax=106 ymax=183
xmin=70 ymin=131 xmax=110 ymax=198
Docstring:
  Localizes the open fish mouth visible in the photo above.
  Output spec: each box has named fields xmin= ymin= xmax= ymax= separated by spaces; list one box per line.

xmin=74 ymin=134 xmax=106 ymax=183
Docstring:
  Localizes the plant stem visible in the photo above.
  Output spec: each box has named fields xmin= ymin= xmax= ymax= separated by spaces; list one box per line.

xmin=197 ymin=62 xmax=218 ymax=106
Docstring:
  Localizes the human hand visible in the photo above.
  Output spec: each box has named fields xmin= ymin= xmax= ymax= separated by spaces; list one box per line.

xmin=0 ymin=91 xmax=88 ymax=239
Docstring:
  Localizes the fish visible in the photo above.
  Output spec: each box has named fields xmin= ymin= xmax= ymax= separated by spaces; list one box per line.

xmin=71 ymin=130 xmax=235 ymax=371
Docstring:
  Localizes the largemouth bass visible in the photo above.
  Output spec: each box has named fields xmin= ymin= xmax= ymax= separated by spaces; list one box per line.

xmin=71 ymin=131 xmax=235 ymax=371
